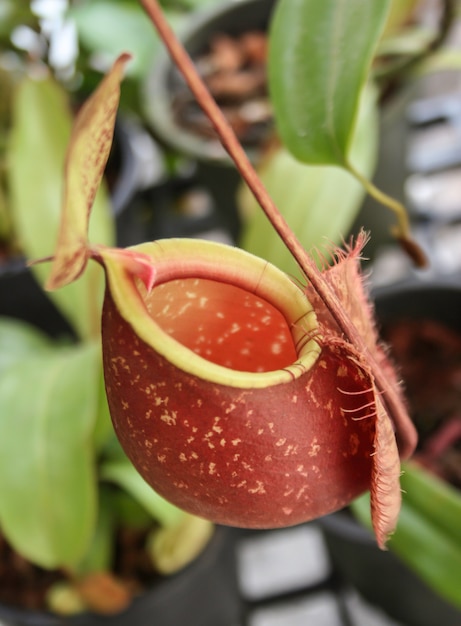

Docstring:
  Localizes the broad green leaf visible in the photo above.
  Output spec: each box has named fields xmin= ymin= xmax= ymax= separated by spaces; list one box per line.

xmin=268 ymin=0 xmax=390 ymax=164
xmin=351 ymin=463 xmax=461 ymax=610
xmin=46 ymin=53 xmax=130 ymax=292
xmin=399 ymin=462 xmax=461 ymax=546
xmin=389 ymin=509 xmax=461 ymax=610
xmin=0 ymin=341 xmax=101 ymax=569
xmin=72 ymin=1 xmax=160 ymax=80
xmin=239 ymin=84 xmax=378 ymax=277
xmin=92 ymin=369 xmax=114 ymax=451
xmin=8 ymin=75 xmax=114 ymax=340
xmin=0 ymin=318 xmax=53 ymax=375
xmin=101 ymin=458 xmax=184 ymax=528
xmin=76 ymin=488 xmax=116 ymax=575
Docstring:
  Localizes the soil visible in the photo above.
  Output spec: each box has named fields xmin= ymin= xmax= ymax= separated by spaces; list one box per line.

xmin=382 ymin=317 xmax=461 ymax=488
xmin=0 ymin=525 xmax=161 ymax=614
xmin=171 ymin=30 xmax=273 ymax=148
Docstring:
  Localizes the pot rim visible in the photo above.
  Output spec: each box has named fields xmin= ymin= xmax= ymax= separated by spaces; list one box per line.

xmin=142 ymin=0 xmax=276 ymax=164
xmin=102 ymin=238 xmax=321 ymax=389
xmin=0 ymin=526 xmax=237 ymax=625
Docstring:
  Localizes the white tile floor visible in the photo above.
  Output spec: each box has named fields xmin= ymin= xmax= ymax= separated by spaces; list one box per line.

xmin=235 ymin=523 xmax=405 ymax=626
xmin=248 ymin=592 xmax=345 ymax=626
xmin=237 ymin=525 xmax=331 ymax=601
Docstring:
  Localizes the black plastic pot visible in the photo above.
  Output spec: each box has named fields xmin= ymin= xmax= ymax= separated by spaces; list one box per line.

xmin=129 ymin=169 xmax=236 ymax=246
xmin=0 ymin=526 xmax=243 ymax=626
xmin=0 ymin=257 xmax=74 ymax=338
xmin=142 ymin=0 xmax=277 ymax=242
xmin=319 ymin=278 xmax=461 ymax=626
xmin=143 ymin=0 xmax=276 ymax=164
xmin=320 ymin=509 xmax=461 ymax=626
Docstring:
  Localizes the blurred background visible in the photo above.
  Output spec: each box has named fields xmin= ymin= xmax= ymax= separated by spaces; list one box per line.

xmin=1 ymin=1 xmax=461 ymax=625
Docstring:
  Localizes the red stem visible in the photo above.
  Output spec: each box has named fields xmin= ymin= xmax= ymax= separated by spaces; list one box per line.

xmin=139 ymin=0 xmax=417 ymax=459
xmin=422 ymin=415 xmax=461 ymax=461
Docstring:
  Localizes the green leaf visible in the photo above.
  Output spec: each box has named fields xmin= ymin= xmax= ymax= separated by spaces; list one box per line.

xmin=268 ymin=0 xmax=390 ymax=164
xmin=390 ymin=506 xmax=461 ymax=610
xmin=76 ymin=488 xmax=116 ymax=575
xmin=93 ymin=370 xmax=114 ymax=451
xmin=0 ymin=318 xmax=53 ymax=375
xmin=109 ymin=488 xmax=153 ymax=529
xmin=399 ymin=462 xmax=461 ymax=546
xmin=45 ymin=54 xmax=129 ymax=294
xmin=0 ymin=0 xmax=35 ymax=41
xmin=239 ymin=84 xmax=378 ymax=277
xmin=8 ymin=75 xmax=114 ymax=340
xmin=72 ymin=1 xmax=160 ymax=80
xmin=72 ymin=485 xmax=152 ymax=576
xmin=101 ymin=458 xmax=184 ymax=528
xmin=0 ymin=341 xmax=101 ymax=570
xmin=351 ymin=463 xmax=461 ymax=610
xmin=162 ymin=0 xmax=224 ymax=9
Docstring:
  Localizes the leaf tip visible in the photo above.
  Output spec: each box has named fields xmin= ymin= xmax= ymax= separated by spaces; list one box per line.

xmin=45 ymin=247 xmax=89 ymax=292
xmin=117 ymin=52 xmax=133 ymax=66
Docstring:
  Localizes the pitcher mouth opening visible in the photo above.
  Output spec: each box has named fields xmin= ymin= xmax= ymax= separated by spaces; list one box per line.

xmin=104 ymin=238 xmax=321 ymax=389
